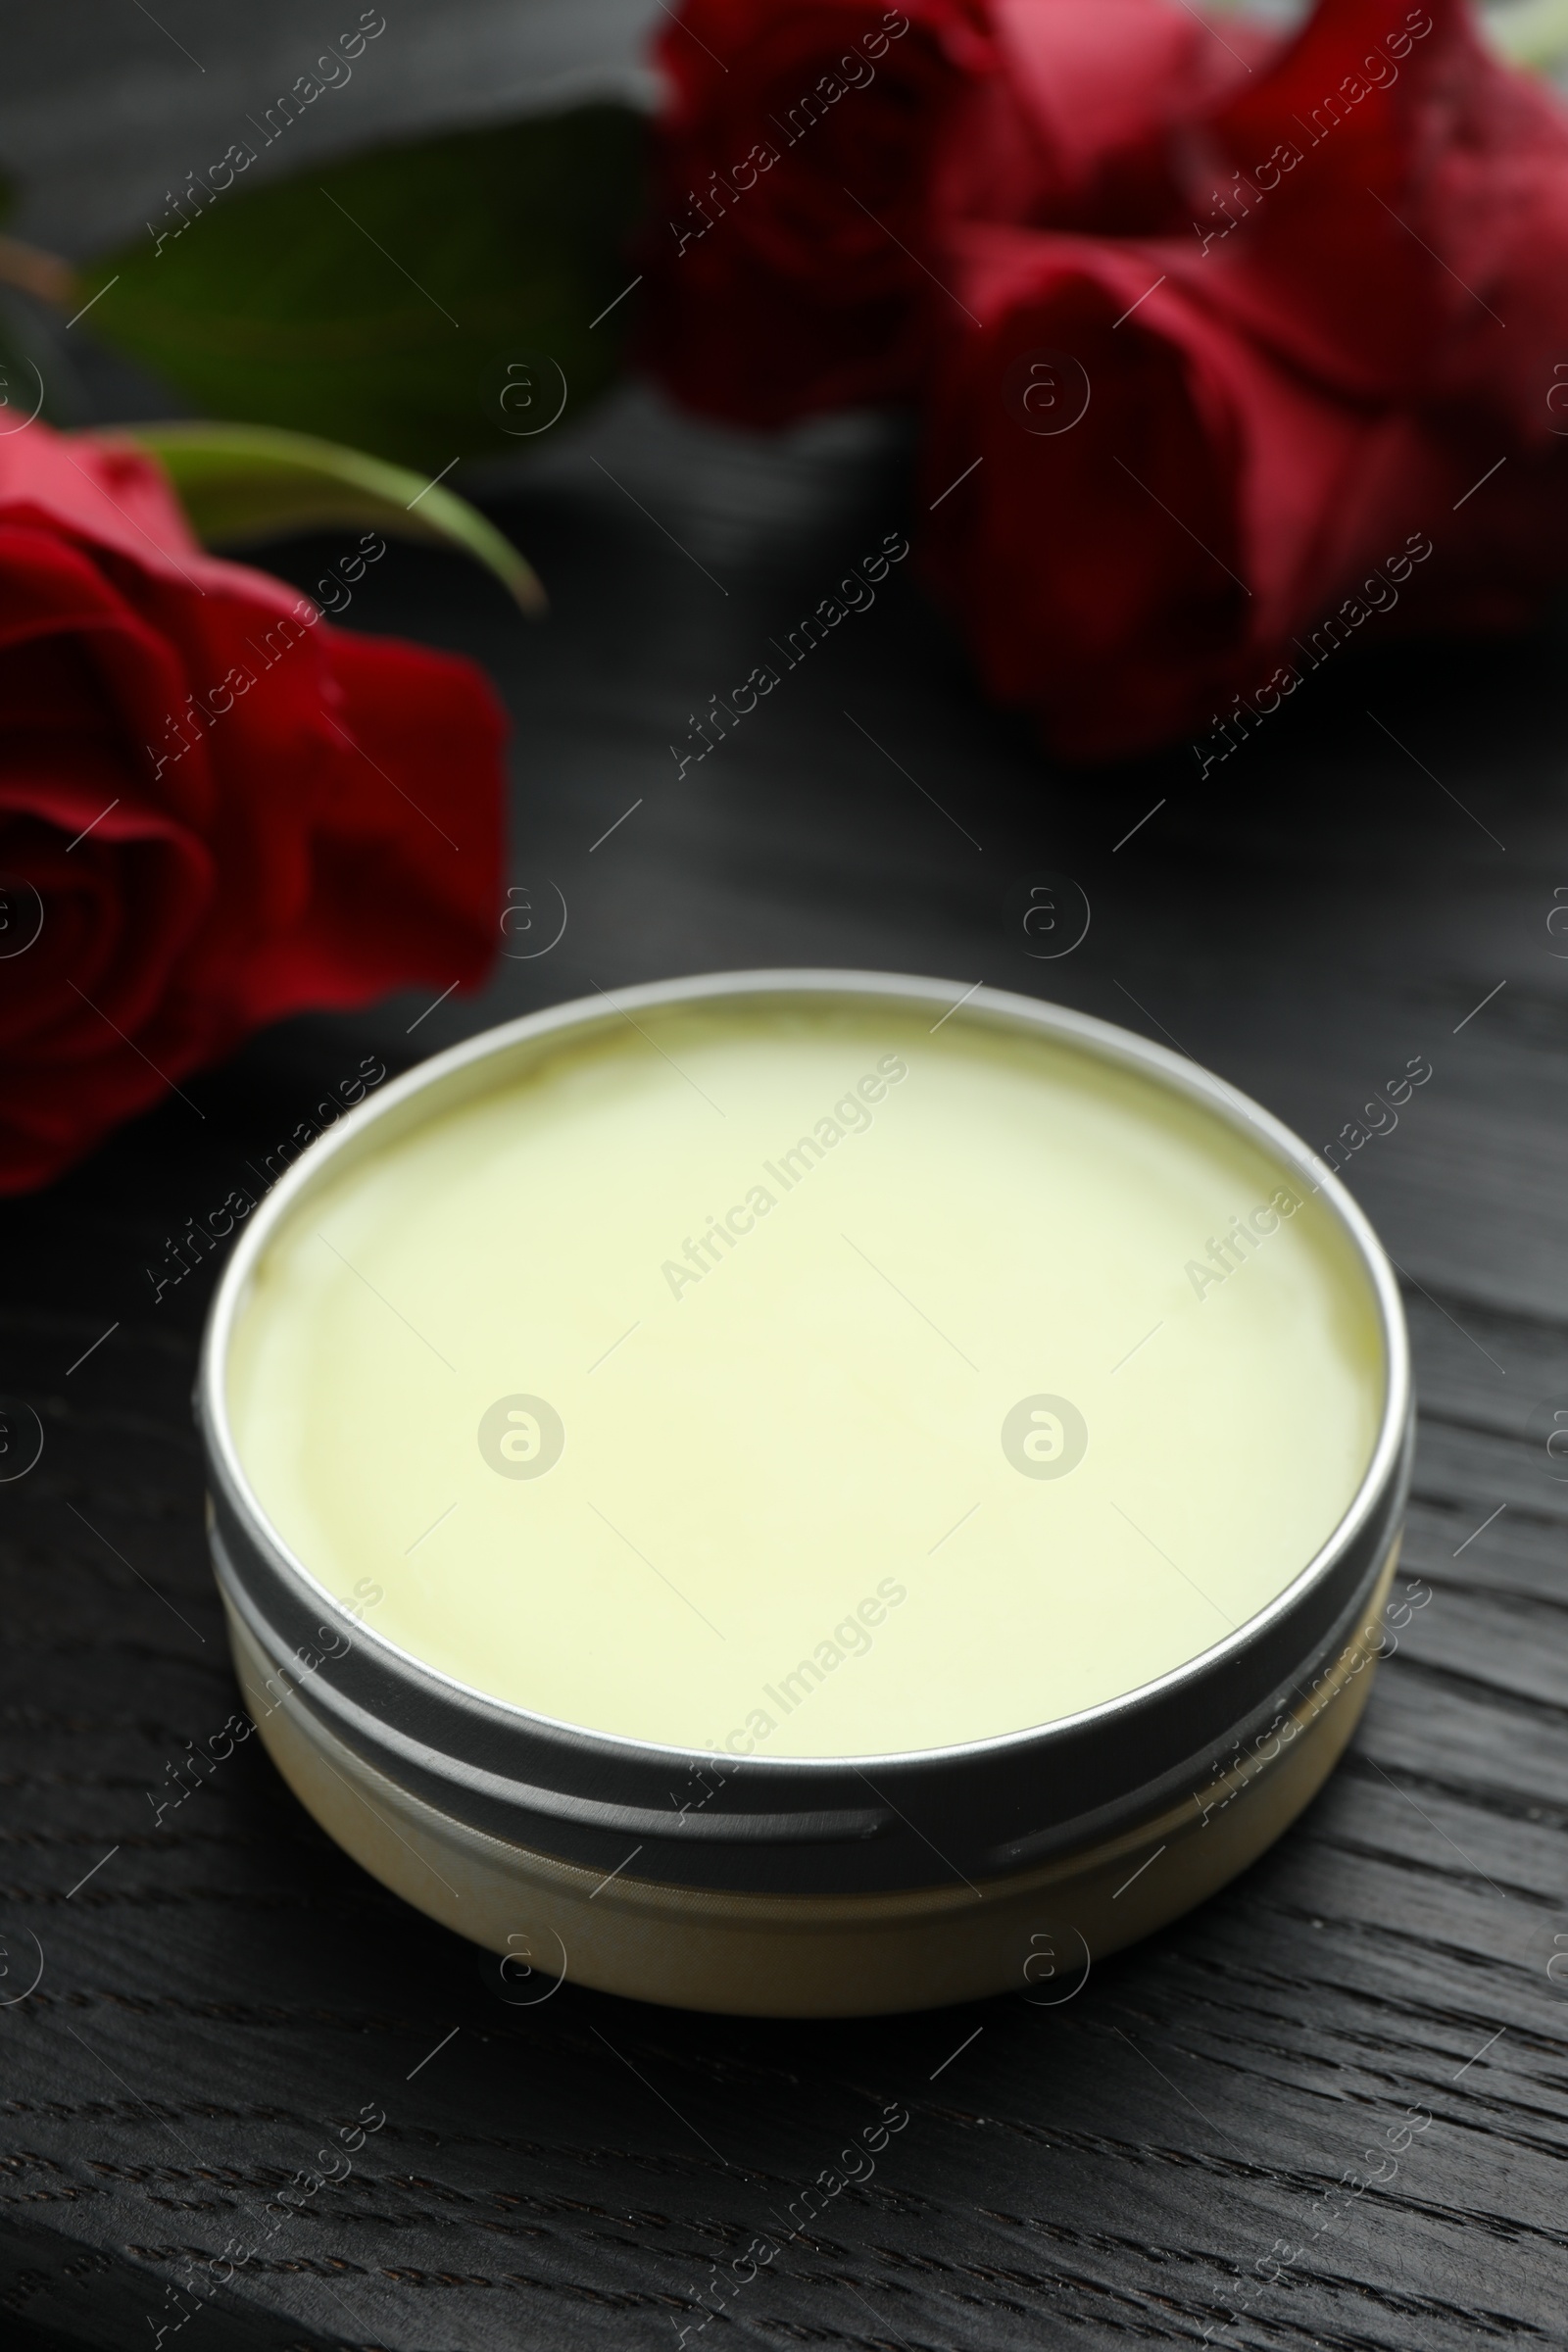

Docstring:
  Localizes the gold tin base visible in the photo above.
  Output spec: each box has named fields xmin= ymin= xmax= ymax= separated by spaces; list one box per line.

xmin=224 ymin=1545 xmax=1395 ymax=2019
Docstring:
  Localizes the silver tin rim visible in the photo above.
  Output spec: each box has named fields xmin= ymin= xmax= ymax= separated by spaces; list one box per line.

xmin=198 ymin=970 xmax=1413 ymax=1898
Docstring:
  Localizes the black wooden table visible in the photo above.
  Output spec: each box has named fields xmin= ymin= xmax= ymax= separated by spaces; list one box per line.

xmin=3 ymin=376 xmax=1567 ymax=2351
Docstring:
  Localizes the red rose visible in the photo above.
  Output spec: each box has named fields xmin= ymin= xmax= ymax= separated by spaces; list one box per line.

xmin=0 ymin=424 xmax=508 ymax=1192
xmin=920 ymin=233 xmax=1447 ymax=757
xmin=642 ymin=0 xmax=1272 ymax=429
xmin=642 ymin=0 xmax=998 ymax=426
xmin=918 ymin=0 xmax=1568 ymax=759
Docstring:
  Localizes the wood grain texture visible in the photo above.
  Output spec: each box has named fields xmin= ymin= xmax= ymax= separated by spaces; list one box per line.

xmin=2 ymin=385 xmax=1567 ymax=2351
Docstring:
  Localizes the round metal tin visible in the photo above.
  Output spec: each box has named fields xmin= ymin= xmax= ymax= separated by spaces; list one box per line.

xmin=197 ymin=972 xmax=1412 ymax=2008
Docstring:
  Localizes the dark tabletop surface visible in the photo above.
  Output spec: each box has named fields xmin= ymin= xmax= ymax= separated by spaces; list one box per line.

xmin=3 ymin=9 xmax=1568 ymax=2343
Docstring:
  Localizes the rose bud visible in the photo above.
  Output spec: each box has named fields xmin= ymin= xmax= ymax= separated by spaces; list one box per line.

xmin=641 ymin=0 xmax=1000 ymax=427
xmin=918 ymin=225 xmax=1568 ymax=760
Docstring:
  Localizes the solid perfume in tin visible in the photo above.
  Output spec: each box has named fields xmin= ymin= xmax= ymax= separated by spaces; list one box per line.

xmin=198 ymin=972 xmax=1410 ymax=2015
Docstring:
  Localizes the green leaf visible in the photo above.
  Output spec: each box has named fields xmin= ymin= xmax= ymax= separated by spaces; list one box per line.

xmin=118 ymin=420 xmax=546 ymax=613
xmin=77 ymin=106 xmax=646 ymax=474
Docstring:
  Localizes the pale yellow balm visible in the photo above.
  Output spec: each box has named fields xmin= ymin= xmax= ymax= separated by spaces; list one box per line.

xmin=226 ymin=1002 xmax=1384 ymax=1762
